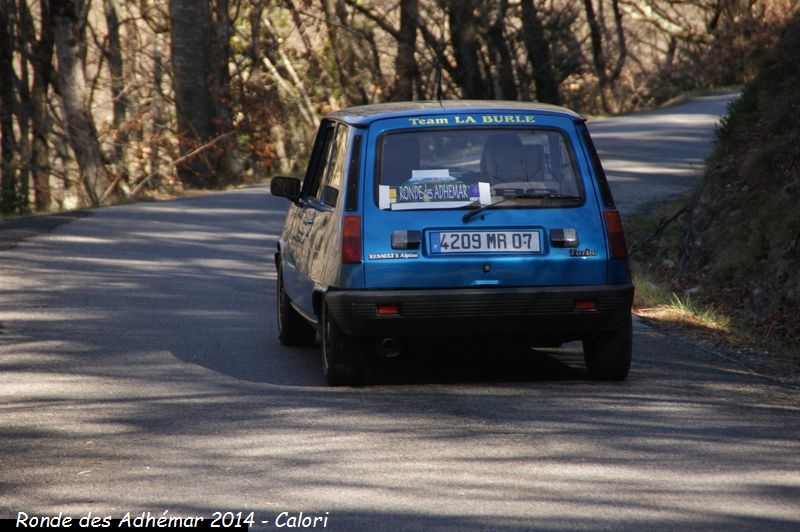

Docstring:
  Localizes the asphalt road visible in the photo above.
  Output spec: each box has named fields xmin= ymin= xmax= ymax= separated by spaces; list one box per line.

xmin=2 ymin=95 xmax=799 ymax=530
xmin=588 ymin=92 xmax=737 ymax=214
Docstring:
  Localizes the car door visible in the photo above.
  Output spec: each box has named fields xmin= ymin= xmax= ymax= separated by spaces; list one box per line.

xmin=306 ymin=123 xmax=349 ymax=288
xmin=283 ymin=120 xmax=337 ymax=317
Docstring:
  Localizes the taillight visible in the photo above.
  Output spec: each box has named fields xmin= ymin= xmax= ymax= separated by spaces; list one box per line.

xmin=603 ymin=210 xmax=628 ymax=259
xmin=377 ymin=304 xmax=399 ymax=316
xmin=342 ymin=215 xmax=362 ymax=263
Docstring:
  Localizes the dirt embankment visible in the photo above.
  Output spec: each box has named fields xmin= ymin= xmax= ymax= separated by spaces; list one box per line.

xmin=680 ymin=14 xmax=800 ymax=348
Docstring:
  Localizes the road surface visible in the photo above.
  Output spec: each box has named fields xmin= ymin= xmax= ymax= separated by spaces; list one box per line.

xmin=2 ymin=94 xmax=799 ymax=530
xmin=589 ymin=92 xmax=736 ymax=214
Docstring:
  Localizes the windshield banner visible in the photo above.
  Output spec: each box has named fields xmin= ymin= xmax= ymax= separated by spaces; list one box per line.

xmin=379 ymin=170 xmax=491 ymax=210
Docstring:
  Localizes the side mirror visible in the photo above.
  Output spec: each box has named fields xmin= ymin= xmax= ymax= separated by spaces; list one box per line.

xmin=270 ymin=176 xmax=301 ymax=202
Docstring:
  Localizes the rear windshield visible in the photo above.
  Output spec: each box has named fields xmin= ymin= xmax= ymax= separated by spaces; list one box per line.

xmin=376 ymin=128 xmax=582 ymax=210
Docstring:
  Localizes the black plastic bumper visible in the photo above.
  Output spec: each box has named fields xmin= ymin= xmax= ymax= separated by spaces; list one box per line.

xmin=324 ymin=284 xmax=633 ymax=337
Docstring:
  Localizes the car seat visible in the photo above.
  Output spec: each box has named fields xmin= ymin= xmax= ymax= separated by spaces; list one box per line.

xmin=481 ymin=134 xmax=543 ymax=182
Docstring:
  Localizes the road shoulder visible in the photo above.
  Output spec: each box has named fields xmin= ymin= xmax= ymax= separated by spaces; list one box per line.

xmin=0 ymin=210 xmax=93 ymax=251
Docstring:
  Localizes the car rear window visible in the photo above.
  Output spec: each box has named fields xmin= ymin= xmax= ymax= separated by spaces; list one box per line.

xmin=376 ymin=128 xmax=582 ymax=210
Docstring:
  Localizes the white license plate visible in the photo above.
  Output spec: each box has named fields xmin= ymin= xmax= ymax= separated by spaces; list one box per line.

xmin=429 ymin=231 xmax=540 ymax=254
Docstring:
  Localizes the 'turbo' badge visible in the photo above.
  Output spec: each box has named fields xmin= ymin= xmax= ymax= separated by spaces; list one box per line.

xmin=570 ymin=249 xmax=598 ymax=257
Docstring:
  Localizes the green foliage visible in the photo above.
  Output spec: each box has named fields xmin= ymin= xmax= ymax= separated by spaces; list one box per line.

xmin=0 ymin=159 xmax=29 ymax=215
xmin=715 ymin=84 xmax=758 ymax=148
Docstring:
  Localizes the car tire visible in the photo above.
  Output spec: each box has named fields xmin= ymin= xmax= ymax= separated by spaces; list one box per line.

xmin=277 ymin=266 xmax=316 ymax=346
xmin=321 ymin=300 xmax=366 ymax=386
xmin=583 ymin=314 xmax=632 ymax=381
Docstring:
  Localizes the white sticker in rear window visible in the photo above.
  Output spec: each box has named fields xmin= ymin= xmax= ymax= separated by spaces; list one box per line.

xmin=379 ymin=172 xmax=491 ymax=210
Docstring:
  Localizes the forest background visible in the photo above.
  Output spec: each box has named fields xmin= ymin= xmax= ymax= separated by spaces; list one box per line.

xmin=0 ymin=0 xmax=797 ymax=214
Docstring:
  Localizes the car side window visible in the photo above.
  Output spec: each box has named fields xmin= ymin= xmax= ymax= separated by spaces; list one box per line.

xmin=304 ymin=122 xmax=336 ymax=199
xmin=578 ymin=122 xmax=615 ymax=208
xmin=317 ymin=124 xmax=349 ymax=207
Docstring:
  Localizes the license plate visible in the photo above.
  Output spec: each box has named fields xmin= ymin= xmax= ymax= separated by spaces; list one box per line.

xmin=429 ymin=231 xmax=541 ymax=254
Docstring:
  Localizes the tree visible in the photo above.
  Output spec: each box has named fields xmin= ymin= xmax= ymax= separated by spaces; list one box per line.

xmin=19 ymin=0 xmax=54 ymax=211
xmin=393 ymin=0 xmax=420 ymax=101
xmin=520 ymin=0 xmax=560 ymax=104
xmin=485 ymin=0 xmax=517 ymax=100
xmin=0 ymin=0 xmax=19 ymax=213
xmin=52 ymin=0 xmax=115 ymax=206
xmin=582 ymin=0 xmax=626 ymax=112
xmin=103 ymin=0 xmax=128 ymax=184
xmin=448 ymin=0 xmax=486 ymax=99
xmin=169 ymin=0 xmax=235 ymax=188
xmin=0 ymin=0 xmax=793 ymax=214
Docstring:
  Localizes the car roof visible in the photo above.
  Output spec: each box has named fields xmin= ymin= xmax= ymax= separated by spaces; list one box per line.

xmin=327 ymin=100 xmax=584 ymax=126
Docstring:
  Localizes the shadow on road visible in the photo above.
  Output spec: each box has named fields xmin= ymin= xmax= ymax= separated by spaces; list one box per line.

xmin=0 ymin=186 xmax=591 ymax=389
xmin=3 ymin=183 xmax=800 ymax=529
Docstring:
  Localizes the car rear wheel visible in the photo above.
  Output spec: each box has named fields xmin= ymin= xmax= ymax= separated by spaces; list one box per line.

xmin=321 ymin=301 xmax=366 ymax=386
xmin=277 ymin=266 xmax=315 ymax=346
xmin=583 ymin=314 xmax=632 ymax=381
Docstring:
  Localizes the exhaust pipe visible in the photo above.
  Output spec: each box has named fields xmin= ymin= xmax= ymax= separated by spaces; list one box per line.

xmin=377 ymin=337 xmax=402 ymax=358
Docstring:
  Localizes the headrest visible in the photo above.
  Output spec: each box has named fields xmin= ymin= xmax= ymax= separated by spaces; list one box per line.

xmin=481 ymin=134 xmax=542 ymax=182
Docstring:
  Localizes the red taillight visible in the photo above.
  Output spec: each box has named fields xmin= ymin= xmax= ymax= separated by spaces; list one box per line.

xmin=575 ymin=300 xmax=597 ymax=311
xmin=603 ymin=210 xmax=628 ymax=259
xmin=377 ymin=305 xmax=399 ymax=316
xmin=342 ymin=215 xmax=362 ymax=263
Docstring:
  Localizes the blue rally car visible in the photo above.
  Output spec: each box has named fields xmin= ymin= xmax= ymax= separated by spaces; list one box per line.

xmin=271 ymin=101 xmax=633 ymax=386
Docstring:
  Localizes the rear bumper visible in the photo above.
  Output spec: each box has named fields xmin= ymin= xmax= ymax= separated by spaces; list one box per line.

xmin=324 ymin=283 xmax=633 ymax=337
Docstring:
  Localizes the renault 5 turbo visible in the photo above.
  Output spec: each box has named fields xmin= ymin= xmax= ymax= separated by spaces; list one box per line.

xmin=270 ymin=101 xmax=633 ymax=386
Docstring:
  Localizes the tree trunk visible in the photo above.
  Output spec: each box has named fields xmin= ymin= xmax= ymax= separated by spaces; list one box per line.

xmin=150 ymin=31 xmax=164 ymax=186
xmin=322 ymin=0 xmax=369 ymax=106
xmin=52 ymin=0 xmax=114 ymax=206
xmin=0 ymin=0 xmax=18 ymax=213
xmin=582 ymin=0 xmax=610 ymax=111
xmin=486 ymin=0 xmax=517 ymax=101
xmin=169 ymin=0 xmax=226 ymax=188
xmin=19 ymin=0 xmax=54 ymax=211
xmin=285 ymin=0 xmax=320 ymax=81
xmin=608 ymin=0 xmax=627 ymax=83
xmin=104 ymin=0 xmax=128 ymax=183
xmin=392 ymin=0 xmax=419 ymax=101
xmin=14 ymin=0 xmax=30 ymax=212
xmin=520 ymin=0 xmax=560 ymax=105
xmin=448 ymin=0 xmax=485 ymax=99
xmin=212 ymin=0 xmax=239 ymax=180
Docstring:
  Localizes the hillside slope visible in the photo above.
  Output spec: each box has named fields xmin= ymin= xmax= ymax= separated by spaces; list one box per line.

xmin=681 ymin=14 xmax=800 ymax=348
